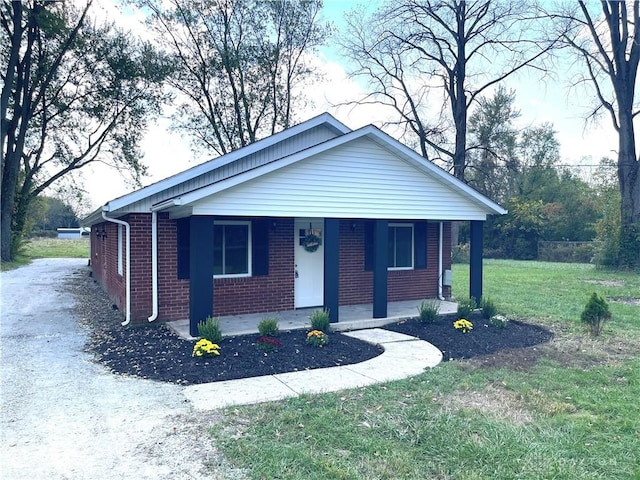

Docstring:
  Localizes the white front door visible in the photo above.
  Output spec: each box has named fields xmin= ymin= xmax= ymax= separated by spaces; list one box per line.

xmin=294 ymin=218 xmax=324 ymax=308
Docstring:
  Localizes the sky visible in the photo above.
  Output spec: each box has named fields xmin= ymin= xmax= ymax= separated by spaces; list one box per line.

xmin=80 ymin=0 xmax=620 ymax=211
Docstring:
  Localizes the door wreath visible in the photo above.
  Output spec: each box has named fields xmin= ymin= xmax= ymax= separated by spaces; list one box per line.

xmin=302 ymin=232 xmax=322 ymax=253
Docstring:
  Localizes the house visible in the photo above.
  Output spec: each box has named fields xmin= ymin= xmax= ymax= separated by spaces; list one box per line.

xmin=82 ymin=113 xmax=506 ymax=336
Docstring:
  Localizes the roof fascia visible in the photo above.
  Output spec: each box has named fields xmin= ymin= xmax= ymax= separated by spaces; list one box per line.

xmin=103 ymin=112 xmax=351 ymax=213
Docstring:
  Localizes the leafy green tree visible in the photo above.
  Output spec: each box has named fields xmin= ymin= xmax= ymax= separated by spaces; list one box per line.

xmin=1 ymin=0 xmax=169 ymax=261
xmin=141 ymin=0 xmax=330 ymax=156
xmin=30 ymin=196 xmax=79 ymax=235
xmin=467 ymin=86 xmax=520 ymax=202
xmin=520 ymin=168 xmax=599 ymax=241
xmin=592 ymin=158 xmax=622 ymax=266
xmin=493 ymin=198 xmax=551 ymax=260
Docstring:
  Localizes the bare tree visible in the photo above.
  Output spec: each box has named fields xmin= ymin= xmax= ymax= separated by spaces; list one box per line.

xmin=1 ymin=0 xmax=168 ymax=261
xmin=142 ymin=0 xmax=330 ymax=156
xmin=550 ymin=1 xmax=639 ymax=268
xmin=341 ymin=0 xmax=555 ymax=181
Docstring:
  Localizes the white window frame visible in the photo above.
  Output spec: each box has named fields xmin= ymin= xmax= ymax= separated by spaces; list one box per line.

xmin=388 ymin=222 xmax=414 ymax=271
xmin=117 ymin=224 xmax=123 ymax=276
xmin=213 ymin=220 xmax=252 ymax=278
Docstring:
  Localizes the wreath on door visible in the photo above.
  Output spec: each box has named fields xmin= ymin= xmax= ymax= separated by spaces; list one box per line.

xmin=302 ymin=232 xmax=322 ymax=253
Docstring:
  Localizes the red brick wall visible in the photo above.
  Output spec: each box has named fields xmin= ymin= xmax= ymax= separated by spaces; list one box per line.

xmin=212 ymin=218 xmax=294 ymax=316
xmin=91 ymin=215 xmax=452 ymax=322
xmin=128 ymin=214 xmax=153 ymax=321
xmin=338 ymin=220 xmax=451 ymax=305
xmin=156 ymin=214 xmax=189 ymax=321
xmin=90 ymin=221 xmax=126 ymax=313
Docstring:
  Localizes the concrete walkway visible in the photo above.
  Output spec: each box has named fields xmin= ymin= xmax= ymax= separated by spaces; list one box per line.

xmin=171 ymin=299 xmax=458 ymax=338
xmin=184 ymin=328 xmax=443 ymax=410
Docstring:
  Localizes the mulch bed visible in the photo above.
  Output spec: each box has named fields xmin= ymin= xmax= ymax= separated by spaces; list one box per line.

xmin=384 ymin=312 xmax=554 ymax=361
xmin=72 ymin=267 xmax=553 ymax=385
xmin=90 ymin=325 xmax=384 ymax=385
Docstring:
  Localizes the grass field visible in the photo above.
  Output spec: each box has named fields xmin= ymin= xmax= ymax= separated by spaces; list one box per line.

xmin=217 ymin=260 xmax=640 ymax=479
xmin=1 ymin=237 xmax=89 ymax=270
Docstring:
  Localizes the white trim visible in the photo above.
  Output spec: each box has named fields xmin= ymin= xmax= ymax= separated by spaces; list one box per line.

xmin=438 ymin=222 xmax=444 ymax=300
xmin=147 ymin=210 xmax=158 ymax=322
xmin=117 ymin=224 xmax=123 ymax=276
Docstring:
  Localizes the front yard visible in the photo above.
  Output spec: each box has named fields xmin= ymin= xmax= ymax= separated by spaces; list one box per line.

xmin=216 ymin=260 xmax=640 ymax=479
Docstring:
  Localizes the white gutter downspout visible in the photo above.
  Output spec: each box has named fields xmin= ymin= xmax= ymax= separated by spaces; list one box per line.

xmin=101 ymin=210 xmax=131 ymax=326
xmin=438 ymin=221 xmax=445 ymax=301
xmin=147 ymin=209 xmax=158 ymax=322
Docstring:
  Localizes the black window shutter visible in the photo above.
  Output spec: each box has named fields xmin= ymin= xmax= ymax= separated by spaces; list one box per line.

xmin=364 ymin=220 xmax=374 ymax=271
xmin=414 ymin=220 xmax=427 ymax=269
xmin=177 ymin=217 xmax=190 ymax=279
xmin=252 ymin=219 xmax=269 ymax=276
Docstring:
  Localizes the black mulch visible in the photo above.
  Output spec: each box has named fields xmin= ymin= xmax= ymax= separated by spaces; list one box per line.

xmin=86 ymin=312 xmax=553 ymax=385
xmin=384 ymin=312 xmax=554 ymax=361
xmin=76 ymin=269 xmax=553 ymax=385
xmin=88 ymin=325 xmax=384 ymax=385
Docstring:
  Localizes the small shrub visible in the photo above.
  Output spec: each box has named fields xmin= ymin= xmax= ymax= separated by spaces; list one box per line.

xmin=580 ymin=292 xmax=611 ymax=336
xmin=456 ymin=297 xmax=477 ymax=319
xmin=453 ymin=319 xmax=473 ymax=333
xmin=197 ymin=316 xmax=223 ymax=343
xmin=192 ymin=338 xmax=220 ymax=357
xmin=258 ymin=317 xmax=280 ymax=337
xmin=255 ymin=335 xmax=281 ymax=353
xmin=309 ymin=309 xmax=331 ymax=333
xmin=417 ymin=300 xmax=440 ymax=323
xmin=306 ymin=330 xmax=329 ymax=348
xmin=489 ymin=314 xmax=509 ymax=329
xmin=480 ymin=297 xmax=497 ymax=320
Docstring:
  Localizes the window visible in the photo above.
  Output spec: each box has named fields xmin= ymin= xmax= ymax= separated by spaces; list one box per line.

xmin=214 ymin=221 xmax=251 ymax=277
xmin=388 ymin=223 xmax=413 ymax=269
xmin=117 ymin=224 xmax=123 ymax=275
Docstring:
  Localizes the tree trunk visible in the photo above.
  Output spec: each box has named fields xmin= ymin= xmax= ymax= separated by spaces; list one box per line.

xmin=0 ymin=154 xmax=20 ymax=261
xmin=617 ymin=110 xmax=640 ymax=268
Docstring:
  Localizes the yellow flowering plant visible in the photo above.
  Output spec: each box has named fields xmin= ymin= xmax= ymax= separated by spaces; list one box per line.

xmin=306 ymin=329 xmax=328 ymax=347
xmin=192 ymin=338 xmax=221 ymax=357
xmin=453 ymin=319 xmax=473 ymax=334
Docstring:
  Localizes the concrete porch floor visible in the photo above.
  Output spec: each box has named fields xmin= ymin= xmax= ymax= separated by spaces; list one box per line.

xmin=169 ymin=299 xmax=457 ymax=339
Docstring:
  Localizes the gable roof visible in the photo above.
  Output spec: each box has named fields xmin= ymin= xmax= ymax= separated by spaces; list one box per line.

xmin=83 ymin=113 xmax=505 ymax=225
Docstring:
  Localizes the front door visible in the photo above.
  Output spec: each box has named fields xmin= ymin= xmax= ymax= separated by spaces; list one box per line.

xmin=294 ymin=218 xmax=324 ymax=308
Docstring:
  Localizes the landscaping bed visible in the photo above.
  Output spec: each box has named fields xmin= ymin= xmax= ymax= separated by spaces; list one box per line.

xmin=73 ymin=267 xmax=553 ymax=385
xmin=384 ymin=312 xmax=554 ymax=361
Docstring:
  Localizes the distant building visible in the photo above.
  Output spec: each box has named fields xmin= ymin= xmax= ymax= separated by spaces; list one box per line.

xmin=57 ymin=227 xmax=90 ymax=239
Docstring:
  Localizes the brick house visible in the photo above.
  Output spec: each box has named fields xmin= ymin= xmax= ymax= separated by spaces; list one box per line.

xmin=83 ymin=113 xmax=505 ymax=336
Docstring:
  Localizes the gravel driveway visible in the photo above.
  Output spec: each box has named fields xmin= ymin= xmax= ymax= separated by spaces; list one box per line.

xmin=0 ymin=258 xmax=245 ymax=480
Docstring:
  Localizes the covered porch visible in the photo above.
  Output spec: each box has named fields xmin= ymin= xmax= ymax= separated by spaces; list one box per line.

xmin=170 ymin=298 xmax=458 ymax=339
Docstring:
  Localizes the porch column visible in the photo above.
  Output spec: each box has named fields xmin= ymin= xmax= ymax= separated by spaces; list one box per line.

xmin=469 ymin=219 xmax=483 ymax=306
xmin=189 ymin=216 xmax=215 ymax=337
xmin=323 ymin=218 xmax=339 ymax=323
xmin=373 ymin=219 xmax=388 ymax=318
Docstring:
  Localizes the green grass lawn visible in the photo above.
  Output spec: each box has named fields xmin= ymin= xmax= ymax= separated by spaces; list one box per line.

xmin=217 ymin=260 xmax=640 ymax=479
xmin=1 ymin=237 xmax=89 ymax=270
